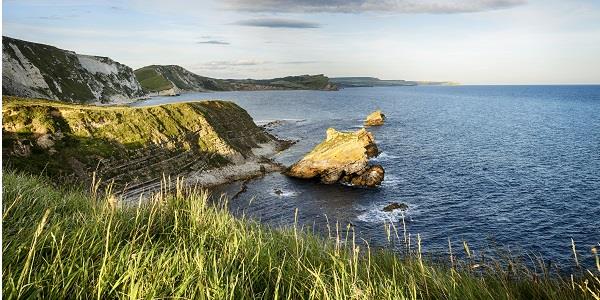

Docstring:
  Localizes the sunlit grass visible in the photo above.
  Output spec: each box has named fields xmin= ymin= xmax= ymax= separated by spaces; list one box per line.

xmin=2 ymin=171 xmax=599 ymax=299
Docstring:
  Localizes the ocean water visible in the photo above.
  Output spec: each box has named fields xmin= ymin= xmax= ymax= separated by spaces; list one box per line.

xmin=133 ymin=85 xmax=600 ymax=267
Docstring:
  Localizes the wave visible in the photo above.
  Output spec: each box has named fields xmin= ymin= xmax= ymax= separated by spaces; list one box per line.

xmin=269 ymin=189 xmax=299 ymax=197
xmin=381 ymin=173 xmax=402 ymax=188
xmin=371 ymin=151 xmax=399 ymax=162
xmin=356 ymin=202 xmax=416 ymax=224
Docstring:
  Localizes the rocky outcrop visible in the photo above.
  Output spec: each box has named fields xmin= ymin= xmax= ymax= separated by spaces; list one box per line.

xmin=286 ymin=128 xmax=384 ymax=187
xmin=2 ymin=36 xmax=145 ymax=104
xmin=364 ymin=110 xmax=385 ymax=126
xmin=2 ymin=96 xmax=288 ymax=195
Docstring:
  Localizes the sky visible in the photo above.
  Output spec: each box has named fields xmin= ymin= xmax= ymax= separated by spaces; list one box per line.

xmin=2 ymin=0 xmax=600 ymax=84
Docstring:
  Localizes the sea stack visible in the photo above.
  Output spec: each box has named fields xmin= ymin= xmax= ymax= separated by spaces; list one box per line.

xmin=364 ymin=110 xmax=386 ymax=126
xmin=286 ymin=128 xmax=384 ymax=187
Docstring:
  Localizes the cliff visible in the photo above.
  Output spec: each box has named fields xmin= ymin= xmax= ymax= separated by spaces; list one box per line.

xmin=135 ymin=65 xmax=338 ymax=95
xmin=2 ymin=96 xmax=286 ymax=195
xmin=134 ymin=65 xmax=232 ymax=96
xmin=2 ymin=36 xmax=145 ymax=104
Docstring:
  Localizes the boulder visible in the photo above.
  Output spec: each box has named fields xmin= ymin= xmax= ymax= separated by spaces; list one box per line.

xmin=383 ymin=202 xmax=408 ymax=212
xmin=364 ymin=110 xmax=385 ymax=126
xmin=286 ymin=128 xmax=384 ymax=187
xmin=344 ymin=165 xmax=385 ymax=187
xmin=36 ymin=134 xmax=55 ymax=149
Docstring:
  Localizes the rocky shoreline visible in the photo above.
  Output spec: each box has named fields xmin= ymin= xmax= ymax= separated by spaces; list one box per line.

xmin=2 ymin=96 xmax=291 ymax=200
xmin=121 ymin=141 xmax=292 ymax=201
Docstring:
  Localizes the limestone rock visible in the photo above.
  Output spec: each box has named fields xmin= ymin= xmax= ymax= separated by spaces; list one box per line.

xmin=364 ymin=110 xmax=385 ymax=126
xmin=345 ymin=165 xmax=385 ymax=187
xmin=286 ymin=128 xmax=384 ymax=187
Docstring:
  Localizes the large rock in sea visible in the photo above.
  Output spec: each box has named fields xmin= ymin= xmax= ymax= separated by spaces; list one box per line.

xmin=364 ymin=110 xmax=385 ymax=126
xmin=286 ymin=128 xmax=384 ymax=187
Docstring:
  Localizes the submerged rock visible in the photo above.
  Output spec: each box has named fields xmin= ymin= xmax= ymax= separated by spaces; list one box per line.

xmin=286 ymin=128 xmax=384 ymax=187
xmin=364 ymin=110 xmax=386 ymax=126
xmin=383 ymin=202 xmax=408 ymax=212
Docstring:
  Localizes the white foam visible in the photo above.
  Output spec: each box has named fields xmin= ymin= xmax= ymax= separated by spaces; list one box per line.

xmin=270 ymin=189 xmax=299 ymax=197
xmin=495 ymin=216 xmax=510 ymax=222
xmin=381 ymin=173 xmax=402 ymax=188
xmin=356 ymin=205 xmax=408 ymax=223
xmin=371 ymin=152 xmax=399 ymax=162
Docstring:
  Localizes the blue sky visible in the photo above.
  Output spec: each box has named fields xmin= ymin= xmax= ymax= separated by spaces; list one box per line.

xmin=3 ymin=0 xmax=600 ymax=84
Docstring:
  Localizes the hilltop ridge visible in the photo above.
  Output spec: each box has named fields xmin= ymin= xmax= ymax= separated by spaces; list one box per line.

xmin=135 ymin=65 xmax=338 ymax=95
xmin=134 ymin=65 xmax=232 ymax=96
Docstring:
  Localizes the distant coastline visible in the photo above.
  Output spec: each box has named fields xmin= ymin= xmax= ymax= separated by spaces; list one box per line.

xmin=330 ymin=76 xmax=458 ymax=88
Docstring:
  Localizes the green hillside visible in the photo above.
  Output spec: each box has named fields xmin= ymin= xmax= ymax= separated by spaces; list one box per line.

xmin=2 ymin=96 xmax=275 ymax=190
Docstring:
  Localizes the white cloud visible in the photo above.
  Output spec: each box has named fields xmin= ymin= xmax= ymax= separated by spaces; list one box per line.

xmin=223 ymin=0 xmax=526 ymax=14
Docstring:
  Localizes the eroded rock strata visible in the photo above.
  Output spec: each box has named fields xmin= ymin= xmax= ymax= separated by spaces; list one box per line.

xmin=2 ymin=96 xmax=289 ymax=197
xmin=286 ymin=128 xmax=384 ymax=187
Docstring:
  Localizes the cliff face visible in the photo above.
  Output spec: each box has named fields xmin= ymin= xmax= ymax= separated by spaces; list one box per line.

xmin=2 ymin=36 xmax=145 ymax=104
xmin=2 ymin=96 xmax=284 ymax=193
xmin=134 ymin=65 xmax=232 ymax=96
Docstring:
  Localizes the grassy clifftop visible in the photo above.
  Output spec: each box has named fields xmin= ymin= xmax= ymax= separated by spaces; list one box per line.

xmin=2 ymin=96 xmax=275 ymax=190
xmin=3 ymin=171 xmax=598 ymax=299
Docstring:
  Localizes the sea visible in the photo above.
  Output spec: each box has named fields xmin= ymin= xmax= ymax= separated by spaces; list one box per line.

xmin=132 ymin=85 xmax=600 ymax=268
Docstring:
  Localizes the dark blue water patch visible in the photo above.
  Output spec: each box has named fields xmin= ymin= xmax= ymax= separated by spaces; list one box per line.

xmin=134 ymin=85 xmax=600 ymax=268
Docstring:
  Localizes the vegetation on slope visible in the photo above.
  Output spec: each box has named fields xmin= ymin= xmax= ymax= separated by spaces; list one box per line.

xmin=133 ymin=67 xmax=174 ymax=92
xmin=227 ymin=74 xmax=337 ymax=91
xmin=2 ymin=36 xmax=145 ymax=103
xmin=2 ymin=171 xmax=599 ymax=299
xmin=134 ymin=65 xmax=231 ymax=93
xmin=135 ymin=65 xmax=338 ymax=93
xmin=2 ymin=96 xmax=275 ymax=190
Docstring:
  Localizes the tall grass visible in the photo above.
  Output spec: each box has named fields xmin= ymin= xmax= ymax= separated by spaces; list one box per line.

xmin=2 ymin=171 xmax=599 ymax=299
